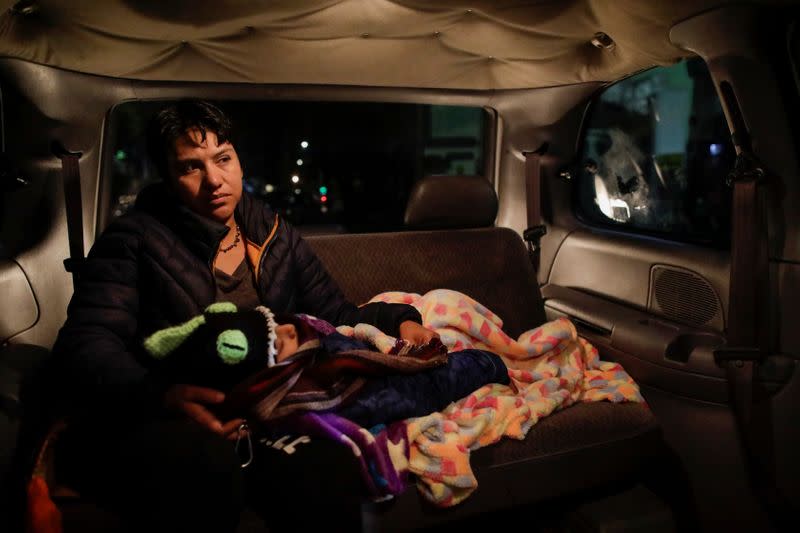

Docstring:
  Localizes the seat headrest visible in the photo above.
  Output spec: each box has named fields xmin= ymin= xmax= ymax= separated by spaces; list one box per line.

xmin=404 ymin=175 xmax=498 ymax=230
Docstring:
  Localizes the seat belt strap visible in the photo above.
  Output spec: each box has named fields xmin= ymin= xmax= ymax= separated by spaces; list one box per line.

xmin=522 ymin=142 xmax=548 ymax=272
xmin=52 ymin=141 xmax=84 ymax=286
xmin=717 ymin=150 xmax=797 ymax=529
xmin=719 ymin=150 xmax=766 ymax=448
xmin=714 ymin=85 xmax=796 ymax=528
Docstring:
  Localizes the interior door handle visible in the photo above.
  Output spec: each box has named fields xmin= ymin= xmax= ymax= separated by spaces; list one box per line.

xmin=571 ymin=317 xmax=611 ymax=337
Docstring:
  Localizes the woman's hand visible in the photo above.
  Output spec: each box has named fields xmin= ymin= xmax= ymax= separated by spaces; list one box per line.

xmin=398 ymin=320 xmax=439 ymax=346
xmin=164 ymin=384 xmax=245 ymax=440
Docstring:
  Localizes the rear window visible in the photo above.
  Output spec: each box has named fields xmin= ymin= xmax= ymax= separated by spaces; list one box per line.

xmin=103 ymin=101 xmax=489 ymax=234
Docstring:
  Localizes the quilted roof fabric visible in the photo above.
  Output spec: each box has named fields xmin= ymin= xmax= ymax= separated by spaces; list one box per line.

xmin=0 ymin=0 xmax=792 ymax=89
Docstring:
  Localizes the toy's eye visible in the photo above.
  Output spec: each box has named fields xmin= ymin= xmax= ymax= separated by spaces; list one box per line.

xmin=216 ymin=330 xmax=249 ymax=364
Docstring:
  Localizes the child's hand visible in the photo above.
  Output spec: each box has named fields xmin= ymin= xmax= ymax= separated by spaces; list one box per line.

xmin=399 ymin=320 xmax=439 ymax=346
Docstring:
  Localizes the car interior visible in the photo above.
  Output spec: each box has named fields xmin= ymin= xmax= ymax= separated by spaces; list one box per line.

xmin=1 ymin=1 xmax=799 ymax=532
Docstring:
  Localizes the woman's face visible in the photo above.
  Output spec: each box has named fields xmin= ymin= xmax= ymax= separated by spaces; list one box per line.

xmin=168 ymin=128 xmax=243 ymax=225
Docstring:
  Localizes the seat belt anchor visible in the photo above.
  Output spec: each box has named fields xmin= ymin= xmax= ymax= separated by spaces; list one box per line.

xmin=521 ymin=142 xmax=549 ymax=158
xmin=51 ymin=140 xmax=82 ymax=160
xmin=726 ymin=151 xmax=765 ymax=187
xmin=523 ymin=224 xmax=547 ymax=253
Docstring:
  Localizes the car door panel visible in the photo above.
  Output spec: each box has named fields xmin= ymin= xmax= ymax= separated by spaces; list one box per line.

xmin=547 ymin=229 xmax=729 ymax=317
xmin=542 ymin=283 xmax=730 ymax=404
xmin=543 ymin=232 xmax=794 ymax=398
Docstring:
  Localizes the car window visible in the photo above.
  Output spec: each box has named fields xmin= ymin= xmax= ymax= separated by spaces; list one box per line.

xmin=103 ymin=101 xmax=489 ymax=234
xmin=575 ymin=57 xmax=733 ymax=246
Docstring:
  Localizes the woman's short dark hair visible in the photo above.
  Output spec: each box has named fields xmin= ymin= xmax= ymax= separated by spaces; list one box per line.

xmin=146 ymin=99 xmax=233 ymax=180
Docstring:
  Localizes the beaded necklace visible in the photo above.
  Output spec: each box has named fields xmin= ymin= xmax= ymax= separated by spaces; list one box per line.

xmin=219 ymin=225 xmax=241 ymax=253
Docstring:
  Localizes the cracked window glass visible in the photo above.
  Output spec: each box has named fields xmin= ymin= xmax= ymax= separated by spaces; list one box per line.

xmin=577 ymin=57 xmax=733 ymax=247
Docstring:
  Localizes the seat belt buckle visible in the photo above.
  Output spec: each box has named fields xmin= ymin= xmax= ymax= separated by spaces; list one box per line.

xmin=523 ymin=225 xmax=547 ymax=253
xmin=713 ymin=346 xmax=763 ymax=367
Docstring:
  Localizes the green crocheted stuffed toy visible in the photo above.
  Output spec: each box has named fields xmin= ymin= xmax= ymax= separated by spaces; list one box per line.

xmin=142 ymin=302 xmax=279 ymax=392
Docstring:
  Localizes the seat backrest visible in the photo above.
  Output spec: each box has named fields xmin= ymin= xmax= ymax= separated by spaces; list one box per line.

xmin=306 ymin=175 xmax=545 ymax=338
xmin=306 ymin=228 xmax=545 ymax=338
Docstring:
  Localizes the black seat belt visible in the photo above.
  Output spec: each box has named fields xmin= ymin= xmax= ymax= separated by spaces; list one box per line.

xmin=522 ymin=142 xmax=549 ymax=273
xmin=52 ymin=141 xmax=84 ymax=286
xmin=714 ymin=84 xmax=795 ymax=530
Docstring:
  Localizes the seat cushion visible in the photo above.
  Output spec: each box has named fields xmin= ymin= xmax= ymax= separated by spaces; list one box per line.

xmin=471 ymin=401 xmax=658 ymax=469
xmin=363 ymin=402 xmax=663 ymax=531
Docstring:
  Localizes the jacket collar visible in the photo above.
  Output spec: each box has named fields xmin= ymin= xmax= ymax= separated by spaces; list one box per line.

xmin=134 ymin=182 xmax=276 ymax=264
xmin=236 ymin=190 xmax=276 ymax=246
xmin=135 ymin=182 xmax=229 ymax=265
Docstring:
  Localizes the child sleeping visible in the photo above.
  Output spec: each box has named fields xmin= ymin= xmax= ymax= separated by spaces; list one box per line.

xmin=142 ymin=302 xmax=510 ymax=429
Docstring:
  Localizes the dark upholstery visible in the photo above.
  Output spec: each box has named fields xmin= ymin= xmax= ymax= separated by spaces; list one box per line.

xmin=365 ymin=403 xmax=661 ymax=531
xmin=306 ymin=227 xmax=546 ymax=339
xmin=472 ymin=402 xmax=657 ymax=468
xmin=403 ymin=175 xmax=498 ymax=230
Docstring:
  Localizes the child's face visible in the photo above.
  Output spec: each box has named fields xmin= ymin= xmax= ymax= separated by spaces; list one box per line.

xmin=275 ymin=323 xmax=299 ymax=362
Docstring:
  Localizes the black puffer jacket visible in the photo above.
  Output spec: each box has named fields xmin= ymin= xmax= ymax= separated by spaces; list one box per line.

xmin=51 ymin=184 xmax=421 ymax=414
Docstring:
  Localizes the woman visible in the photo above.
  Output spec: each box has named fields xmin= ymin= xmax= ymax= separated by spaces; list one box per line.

xmin=51 ymin=99 xmax=437 ymax=532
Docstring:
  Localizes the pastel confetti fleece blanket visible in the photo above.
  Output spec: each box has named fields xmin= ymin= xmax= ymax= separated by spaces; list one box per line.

xmin=338 ymin=288 xmax=644 ymax=507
